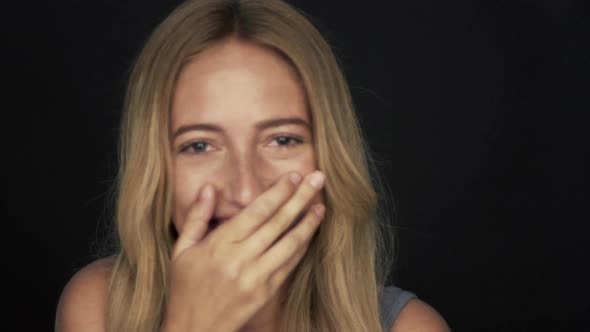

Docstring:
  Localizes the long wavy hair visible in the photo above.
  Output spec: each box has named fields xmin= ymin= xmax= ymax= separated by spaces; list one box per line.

xmin=103 ymin=0 xmax=397 ymax=331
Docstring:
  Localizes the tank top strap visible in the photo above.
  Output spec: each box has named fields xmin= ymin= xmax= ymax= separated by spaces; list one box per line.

xmin=379 ymin=285 xmax=417 ymax=331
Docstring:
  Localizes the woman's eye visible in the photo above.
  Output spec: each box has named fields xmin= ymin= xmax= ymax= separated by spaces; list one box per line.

xmin=271 ymin=135 xmax=304 ymax=148
xmin=180 ymin=141 xmax=211 ymax=154
xmin=179 ymin=135 xmax=303 ymax=156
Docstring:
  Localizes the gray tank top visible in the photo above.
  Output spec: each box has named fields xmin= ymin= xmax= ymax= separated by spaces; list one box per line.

xmin=379 ymin=285 xmax=417 ymax=331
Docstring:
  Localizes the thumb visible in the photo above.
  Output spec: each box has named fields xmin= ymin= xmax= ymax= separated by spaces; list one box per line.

xmin=171 ymin=184 xmax=215 ymax=260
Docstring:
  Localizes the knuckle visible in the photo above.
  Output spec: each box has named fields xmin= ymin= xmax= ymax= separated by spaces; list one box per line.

xmin=247 ymin=287 xmax=267 ymax=307
xmin=222 ymin=261 xmax=242 ymax=280
xmin=281 ymin=203 xmax=301 ymax=220
xmin=251 ymin=198 xmax=274 ymax=218
xmin=255 ymin=231 xmax=272 ymax=249
xmin=237 ymin=272 xmax=258 ymax=294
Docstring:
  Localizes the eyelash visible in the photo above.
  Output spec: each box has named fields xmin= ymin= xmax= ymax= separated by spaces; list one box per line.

xmin=179 ymin=135 xmax=305 ymax=155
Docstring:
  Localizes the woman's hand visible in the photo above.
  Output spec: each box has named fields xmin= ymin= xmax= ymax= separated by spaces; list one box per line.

xmin=161 ymin=171 xmax=326 ymax=332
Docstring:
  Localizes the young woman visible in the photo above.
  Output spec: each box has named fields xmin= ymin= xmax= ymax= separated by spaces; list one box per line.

xmin=56 ymin=0 xmax=450 ymax=331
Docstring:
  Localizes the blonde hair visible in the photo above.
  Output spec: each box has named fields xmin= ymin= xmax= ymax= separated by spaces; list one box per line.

xmin=105 ymin=0 xmax=396 ymax=331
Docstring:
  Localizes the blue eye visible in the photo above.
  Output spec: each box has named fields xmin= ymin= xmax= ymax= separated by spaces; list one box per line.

xmin=179 ymin=135 xmax=304 ymax=156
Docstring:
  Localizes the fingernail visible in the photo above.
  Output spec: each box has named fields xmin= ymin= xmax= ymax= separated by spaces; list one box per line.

xmin=289 ymin=172 xmax=302 ymax=184
xmin=307 ymin=171 xmax=325 ymax=189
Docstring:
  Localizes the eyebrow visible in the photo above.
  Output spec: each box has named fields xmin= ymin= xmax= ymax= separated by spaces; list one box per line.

xmin=172 ymin=117 xmax=311 ymax=140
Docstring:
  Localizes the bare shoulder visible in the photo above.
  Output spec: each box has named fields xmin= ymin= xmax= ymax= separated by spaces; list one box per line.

xmin=391 ymin=298 xmax=451 ymax=332
xmin=55 ymin=256 xmax=117 ymax=332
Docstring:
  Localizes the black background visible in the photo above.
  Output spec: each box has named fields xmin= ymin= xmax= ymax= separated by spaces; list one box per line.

xmin=3 ymin=0 xmax=587 ymax=331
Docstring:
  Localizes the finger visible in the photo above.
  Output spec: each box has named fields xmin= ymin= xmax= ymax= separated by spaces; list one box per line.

xmin=242 ymin=234 xmax=311 ymax=304
xmin=172 ymin=184 xmax=215 ymax=260
xmin=211 ymin=171 xmax=302 ymax=244
xmin=242 ymin=171 xmax=325 ymax=260
xmin=269 ymin=233 xmax=311 ymax=289
xmin=249 ymin=203 xmax=325 ymax=289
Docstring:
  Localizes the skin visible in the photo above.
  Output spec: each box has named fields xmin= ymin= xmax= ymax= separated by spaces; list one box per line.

xmin=169 ymin=36 xmax=323 ymax=332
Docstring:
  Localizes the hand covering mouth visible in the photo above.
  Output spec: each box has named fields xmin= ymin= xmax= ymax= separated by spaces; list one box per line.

xmin=206 ymin=211 xmax=306 ymax=236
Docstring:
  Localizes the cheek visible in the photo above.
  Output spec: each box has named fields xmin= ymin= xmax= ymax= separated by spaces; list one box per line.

xmin=261 ymin=148 xmax=317 ymax=177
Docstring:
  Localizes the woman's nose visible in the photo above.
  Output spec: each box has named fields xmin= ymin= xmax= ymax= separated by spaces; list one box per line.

xmin=224 ymin=155 xmax=265 ymax=208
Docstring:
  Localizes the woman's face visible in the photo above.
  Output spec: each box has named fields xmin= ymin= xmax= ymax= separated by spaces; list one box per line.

xmin=170 ymin=38 xmax=321 ymax=235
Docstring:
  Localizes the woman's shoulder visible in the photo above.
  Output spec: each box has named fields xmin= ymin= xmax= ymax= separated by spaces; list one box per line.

xmin=55 ymin=256 xmax=117 ymax=332
xmin=392 ymin=297 xmax=450 ymax=332
xmin=381 ymin=285 xmax=450 ymax=332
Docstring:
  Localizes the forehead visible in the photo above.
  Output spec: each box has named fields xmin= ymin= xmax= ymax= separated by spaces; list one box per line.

xmin=171 ymin=39 xmax=308 ymax=129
